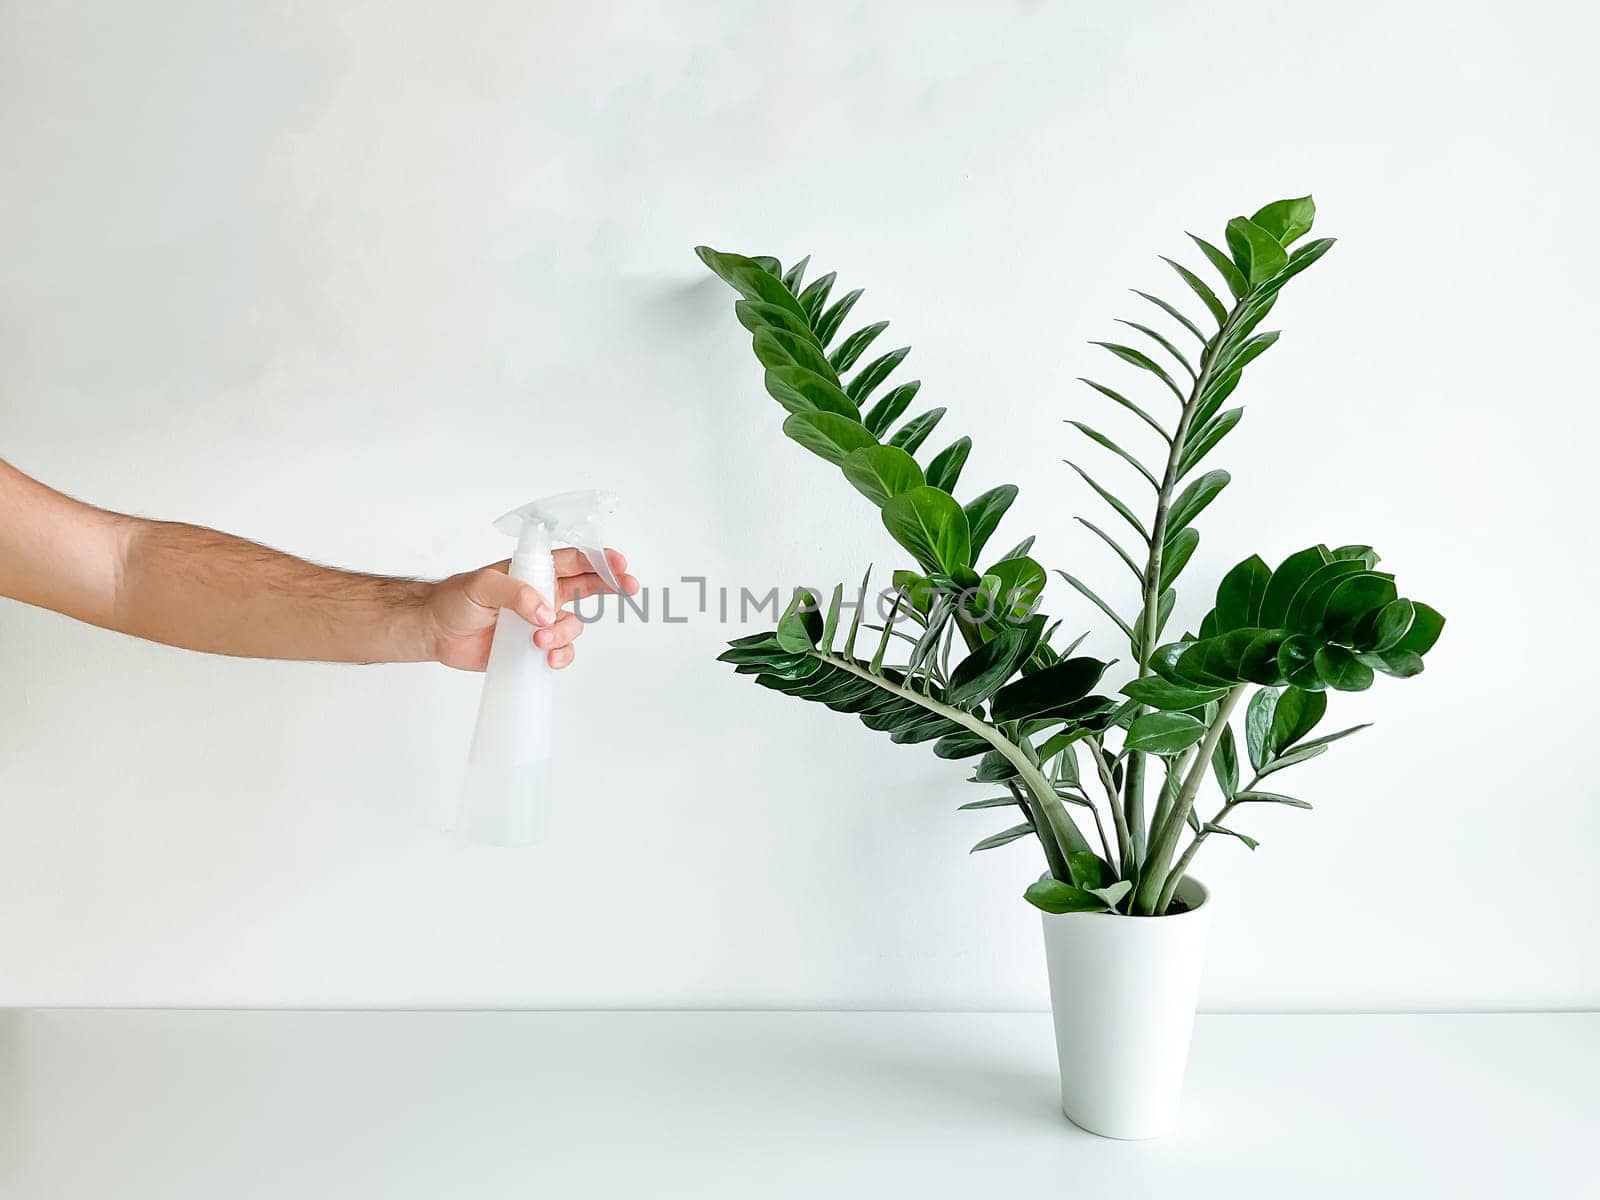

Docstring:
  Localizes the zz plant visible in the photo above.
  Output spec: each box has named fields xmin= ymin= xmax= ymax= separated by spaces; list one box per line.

xmin=697 ymin=196 xmax=1443 ymax=917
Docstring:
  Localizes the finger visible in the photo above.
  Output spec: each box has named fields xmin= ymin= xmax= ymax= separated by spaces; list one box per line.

xmin=547 ymin=644 xmax=576 ymax=669
xmin=553 ymin=547 xmax=630 ymax=580
xmin=461 ymin=567 xmax=556 ymax=626
xmin=531 ymin=612 xmax=586 ymax=651
xmin=557 ymin=569 xmax=641 ymax=606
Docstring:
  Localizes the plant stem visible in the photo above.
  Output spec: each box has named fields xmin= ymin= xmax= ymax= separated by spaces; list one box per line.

xmin=1086 ymin=735 xmax=1131 ymax=874
xmin=1156 ymin=799 xmax=1233 ymax=913
xmin=819 ymin=651 xmax=1093 ymax=860
xmin=1087 ymin=802 xmax=1116 ymax=870
xmin=1154 ymin=768 xmax=1266 ymax=911
xmin=1009 ymin=780 xmax=1070 ymax=881
xmin=1121 ymin=299 xmax=1253 ymax=874
xmin=1145 ymin=745 xmax=1192 ymax=849
xmin=1132 ymin=684 xmax=1246 ymax=914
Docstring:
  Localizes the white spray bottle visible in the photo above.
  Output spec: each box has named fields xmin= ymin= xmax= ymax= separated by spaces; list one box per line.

xmin=458 ymin=490 xmax=621 ymax=846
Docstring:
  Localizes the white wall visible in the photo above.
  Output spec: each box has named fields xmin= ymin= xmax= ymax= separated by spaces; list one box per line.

xmin=1 ymin=0 xmax=1595 ymax=1012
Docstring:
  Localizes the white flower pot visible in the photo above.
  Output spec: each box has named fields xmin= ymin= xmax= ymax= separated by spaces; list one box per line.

xmin=1041 ymin=875 xmax=1212 ymax=1140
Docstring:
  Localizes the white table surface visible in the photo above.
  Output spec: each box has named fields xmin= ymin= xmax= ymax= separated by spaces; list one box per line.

xmin=1 ymin=1010 xmax=1592 ymax=1198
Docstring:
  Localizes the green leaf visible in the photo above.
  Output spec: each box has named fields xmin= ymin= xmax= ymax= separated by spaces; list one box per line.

xmin=892 ymin=570 xmax=937 ymax=617
xmin=780 ymin=255 xmax=809 ymax=293
xmin=958 ymin=794 xmax=1021 ymax=809
xmin=1357 ymin=647 xmax=1425 ymax=678
xmin=926 ymin=437 xmax=972 ymax=493
xmin=830 ymin=320 xmax=887 ymax=372
xmin=1121 ymin=676 xmax=1226 ymax=710
xmin=1259 ymin=546 xmax=1332 ymax=628
xmin=1024 ymin=878 xmax=1111 ymax=914
xmin=1086 ymin=880 xmax=1133 ymax=910
xmin=1055 ymin=570 xmax=1135 ymax=642
xmin=814 ymin=287 xmax=863 ymax=346
xmin=1190 ymin=234 xmax=1248 ymax=299
xmin=1250 ymin=195 xmax=1316 ymax=246
xmin=1132 ymin=290 xmax=1206 ymax=344
xmin=1126 ymin=711 xmax=1207 ymax=754
xmin=1162 ymin=257 xmax=1228 ymax=326
xmin=1166 ymin=470 xmax=1230 ymax=540
xmin=1067 ymin=421 xmax=1159 ymax=489
xmin=1323 ymin=574 xmax=1399 ymax=642
xmin=1212 ymin=724 xmax=1239 ymax=797
xmin=881 ymin=485 xmax=972 ymax=575
xmin=1077 ymin=518 xmax=1144 ymax=583
xmin=848 ymin=347 xmax=911 ymax=405
xmin=1079 ymin=378 xmax=1171 ymax=441
xmin=947 ymin=619 xmax=1041 ymax=707
xmin=1159 ymin=527 xmax=1199 ymax=591
xmin=1270 ymin=686 xmax=1325 ymax=756
xmin=696 ymin=247 xmax=810 ymax=322
xmin=795 ymin=270 xmax=836 ymax=321
xmin=1059 ymin=854 xmax=1106 ymax=893
xmin=971 ymin=822 xmax=1034 ymax=853
xmin=1174 ymin=628 xmax=1265 ymax=686
xmin=863 ymin=381 xmax=920 ymax=437
xmin=991 ymin=656 xmax=1109 ymax=722
xmin=999 ymin=535 xmax=1036 ymax=563
xmin=1238 ymin=630 xmax=1287 ymax=685
xmin=1245 ymin=686 xmax=1277 ymax=772
xmin=1115 ymin=319 xmax=1196 ymax=380
xmin=842 ymin=445 xmax=925 ymax=506
xmin=819 ymin=583 xmax=844 ymax=653
xmin=1314 ymin=644 xmax=1375 ymax=692
xmin=982 ymin=556 xmax=1048 ymax=623
xmin=1258 ymin=741 xmax=1328 ymax=777
xmin=752 ymin=328 xmax=837 ymax=382
xmin=871 ymin=593 xmax=903 ymax=673
xmin=972 ymin=749 xmax=1019 ymax=783
xmin=781 ymin=411 xmax=877 ymax=466
xmin=1066 ymin=461 xmax=1150 ymax=543
xmin=1284 ymin=560 xmax=1368 ymax=633
xmin=1214 ymin=554 xmax=1271 ymax=632
xmin=762 ymin=366 xmax=860 ymax=419
xmin=843 ymin=565 xmax=871 ymax=656
xmin=736 ymin=298 xmax=816 ymax=342
xmin=1361 ymin=598 xmax=1415 ymax=652
xmin=1212 ymin=330 xmax=1279 ymax=380
xmin=1091 ymin=341 xmax=1184 ymax=400
xmin=1394 ymin=602 xmax=1445 ymax=656
xmin=1203 ymin=822 xmax=1258 ymax=850
xmin=1292 ymin=723 xmax=1371 ymax=753
xmin=776 ymin=589 xmax=824 ymax=653
xmin=939 ymin=733 xmax=995 ymax=761
xmin=1276 ymin=635 xmax=1324 ymax=691
xmin=1177 ymin=407 xmax=1243 ymax=478
xmin=1279 ymin=237 xmax=1336 ymax=283
xmin=1225 ymin=216 xmax=1290 ymax=286
xmin=888 ymin=407 xmax=946 ymax=454
xmin=963 ymin=485 xmax=1017 ymax=561
xmin=1235 ymin=790 xmax=1313 ymax=809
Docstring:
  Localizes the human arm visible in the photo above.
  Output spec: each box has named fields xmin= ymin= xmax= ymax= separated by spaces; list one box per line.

xmin=0 ymin=459 xmax=638 ymax=669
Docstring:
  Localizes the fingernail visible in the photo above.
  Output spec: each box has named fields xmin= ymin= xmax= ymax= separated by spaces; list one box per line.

xmin=533 ymin=630 xmax=552 ymax=648
xmin=535 ymin=606 xmax=556 ymax=625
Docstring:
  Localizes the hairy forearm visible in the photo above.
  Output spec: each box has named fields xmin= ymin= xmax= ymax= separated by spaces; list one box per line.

xmin=114 ymin=519 xmax=433 ymax=663
xmin=0 ymin=459 xmax=433 ymax=663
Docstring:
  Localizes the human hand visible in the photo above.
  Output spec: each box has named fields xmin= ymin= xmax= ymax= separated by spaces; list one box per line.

xmin=422 ymin=548 xmax=639 ymax=671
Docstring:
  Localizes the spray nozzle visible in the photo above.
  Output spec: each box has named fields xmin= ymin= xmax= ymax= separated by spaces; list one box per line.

xmin=493 ymin=490 xmax=622 ymax=592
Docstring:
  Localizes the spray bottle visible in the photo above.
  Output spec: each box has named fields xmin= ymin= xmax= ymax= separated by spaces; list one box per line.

xmin=458 ymin=490 xmax=621 ymax=846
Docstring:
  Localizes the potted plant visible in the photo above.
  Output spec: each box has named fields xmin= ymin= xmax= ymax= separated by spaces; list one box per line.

xmin=696 ymin=196 xmax=1443 ymax=1139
